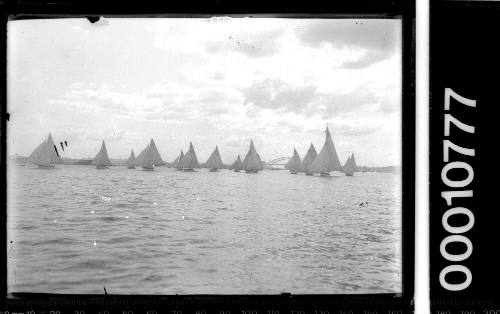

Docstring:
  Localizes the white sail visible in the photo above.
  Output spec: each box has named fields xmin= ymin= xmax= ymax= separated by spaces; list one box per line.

xmin=241 ymin=140 xmax=262 ymax=171
xmin=35 ymin=142 xmax=53 ymax=167
xmin=29 ymin=140 xmax=46 ymax=163
xmin=91 ymin=140 xmax=112 ymax=167
xmin=343 ymin=153 xmax=357 ymax=176
xmin=310 ymin=126 xmax=342 ymax=174
xmin=126 ymin=150 xmax=135 ymax=166
xmin=172 ymin=150 xmax=184 ymax=168
xmin=135 ymin=145 xmax=153 ymax=167
xmin=351 ymin=153 xmax=357 ymax=170
xmin=148 ymin=139 xmax=164 ymax=165
xmin=46 ymin=133 xmax=63 ymax=164
xmin=29 ymin=133 xmax=63 ymax=164
xmin=91 ymin=141 xmax=111 ymax=166
xmin=205 ymin=146 xmax=224 ymax=169
xmin=300 ymin=143 xmax=318 ymax=173
xmin=288 ymin=148 xmax=302 ymax=171
xmin=230 ymin=155 xmax=242 ymax=170
xmin=178 ymin=142 xmax=200 ymax=169
xmin=135 ymin=139 xmax=164 ymax=167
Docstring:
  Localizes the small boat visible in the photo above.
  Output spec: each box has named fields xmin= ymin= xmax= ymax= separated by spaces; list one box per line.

xmin=205 ymin=146 xmax=224 ymax=172
xmin=240 ymin=139 xmax=263 ymax=173
xmin=300 ymin=143 xmax=318 ymax=175
xmin=91 ymin=141 xmax=112 ymax=169
xmin=309 ymin=126 xmax=342 ymax=176
xmin=287 ymin=148 xmax=302 ymax=174
xmin=178 ymin=142 xmax=200 ymax=171
xmin=343 ymin=153 xmax=357 ymax=176
xmin=126 ymin=150 xmax=136 ymax=169
xmin=230 ymin=155 xmax=243 ymax=172
xmin=135 ymin=139 xmax=164 ymax=170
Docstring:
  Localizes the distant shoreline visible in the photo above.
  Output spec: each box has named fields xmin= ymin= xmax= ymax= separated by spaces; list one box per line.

xmin=10 ymin=155 xmax=401 ymax=174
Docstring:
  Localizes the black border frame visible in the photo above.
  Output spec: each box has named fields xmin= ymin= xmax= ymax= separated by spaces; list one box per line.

xmin=1 ymin=0 xmax=415 ymax=312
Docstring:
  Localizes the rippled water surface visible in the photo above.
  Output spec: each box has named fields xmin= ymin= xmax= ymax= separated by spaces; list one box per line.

xmin=8 ymin=165 xmax=402 ymax=294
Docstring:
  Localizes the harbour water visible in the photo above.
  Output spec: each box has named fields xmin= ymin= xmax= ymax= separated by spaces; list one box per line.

xmin=7 ymin=165 xmax=402 ymax=294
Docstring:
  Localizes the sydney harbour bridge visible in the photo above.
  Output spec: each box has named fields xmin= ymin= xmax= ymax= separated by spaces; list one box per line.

xmin=263 ymin=156 xmax=291 ymax=169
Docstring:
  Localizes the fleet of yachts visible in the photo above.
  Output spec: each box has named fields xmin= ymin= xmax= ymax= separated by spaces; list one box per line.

xmin=27 ymin=127 xmax=358 ymax=177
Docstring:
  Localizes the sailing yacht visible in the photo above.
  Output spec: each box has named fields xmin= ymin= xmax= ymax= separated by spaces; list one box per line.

xmin=343 ymin=153 xmax=357 ymax=176
xmin=35 ymin=142 xmax=55 ymax=169
xmin=309 ymin=126 xmax=342 ymax=176
xmin=205 ymin=146 xmax=224 ymax=172
xmin=172 ymin=150 xmax=184 ymax=169
xmin=135 ymin=139 xmax=164 ymax=170
xmin=241 ymin=140 xmax=262 ymax=173
xmin=230 ymin=155 xmax=243 ymax=172
xmin=288 ymin=148 xmax=302 ymax=174
xmin=91 ymin=140 xmax=112 ymax=169
xmin=126 ymin=150 xmax=136 ymax=169
xmin=178 ymin=142 xmax=200 ymax=171
xmin=29 ymin=133 xmax=63 ymax=164
xmin=300 ymin=143 xmax=318 ymax=176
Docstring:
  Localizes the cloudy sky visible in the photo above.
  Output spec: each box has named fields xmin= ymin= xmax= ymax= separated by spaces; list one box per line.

xmin=8 ymin=17 xmax=401 ymax=167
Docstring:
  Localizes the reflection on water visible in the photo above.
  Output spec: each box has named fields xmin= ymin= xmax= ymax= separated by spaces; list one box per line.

xmin=8 ymin=165 xmax=401 ymax=294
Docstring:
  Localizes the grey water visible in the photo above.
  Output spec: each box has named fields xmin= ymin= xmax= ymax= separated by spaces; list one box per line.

xmin=7 ymin=165 xmax=402 ymax=294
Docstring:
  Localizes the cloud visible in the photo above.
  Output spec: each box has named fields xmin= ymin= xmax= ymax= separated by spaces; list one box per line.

xmin=86 ymin=128 xmax=125 ymax=142
xmin=335 ymin=122 xmax=382 ymax=137
xmin=242 ymin=78 xmax=317 ymax=112
xmin=341 ymin=50 xmax=389 ymax=69
xmin=9 ymin=18 xmax=401 ymax=166
xmin=211 ymin=71 xmax=225 ymax=81
xmin=205 ymin=29 xmax=284 ymax=58
xmin=241 ymin=78 xmax=397 ymax=119
xmin=297 ymin=19 xmax=400 ymax=69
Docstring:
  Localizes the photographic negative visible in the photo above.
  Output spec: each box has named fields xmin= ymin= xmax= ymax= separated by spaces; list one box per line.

xmin=7 ymin=17 xmax=405 ymax=295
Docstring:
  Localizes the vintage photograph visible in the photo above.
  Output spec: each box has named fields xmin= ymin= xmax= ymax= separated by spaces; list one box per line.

xmin=7 ymin=17 xmax=402 ymax=294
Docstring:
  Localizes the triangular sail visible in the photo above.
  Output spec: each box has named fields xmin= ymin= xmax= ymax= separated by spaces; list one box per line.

xmin=91 ymin=141 xmax=111 ymax=166
xmin=310 ymin=127 xmax=342 ymax=173
xmin=172 ymin=150 xmax=184 ymax=168
xmin=351 ymin=153 xmax=357 ymax=169
xmin=29 ymin=140 xmax=46 ymax=162
xmin=300 ymin=143 xmax=318 ymax=173
xmin=35 ymin=142 xmax=52 ymax=166
xmin=343 ymin=153 xmax=357 ymax=175
xmin=135 ymin=139 xmax=164 ymax=167
xmin=126 ymin=150 xmax=135 ymax=166
xmin=46 ymin=133 xmax=63 ymax=164
xmin=205 ymin=146 xmax=224 ymax=169
xmin=230 ymin=155 xmax=242 ymax=170
xmin=178 ymin=142 xmax=200 ymax=169
xmin=288 ymin=148 xmax=302 ymax=171
xmin=241 ymin=140 xmax=262 ymax=170
xmin=148 ymin=139 xmax=164 ymax=165
xmin=171 ymin=156 xmax=180 ymax=166
xmin=29 ymin=133 xmax=63 ymax=164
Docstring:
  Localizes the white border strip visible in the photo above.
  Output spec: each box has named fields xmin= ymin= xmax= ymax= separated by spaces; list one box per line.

xmin=416 ymin=0 xmax=430 ymax=313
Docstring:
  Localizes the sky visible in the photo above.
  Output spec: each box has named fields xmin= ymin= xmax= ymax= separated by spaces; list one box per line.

xmin=7 ymin=17 xmax=402 ymax=167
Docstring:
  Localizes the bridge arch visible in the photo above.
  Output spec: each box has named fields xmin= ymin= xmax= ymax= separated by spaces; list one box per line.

xmin=265 ymin=156 xmax=291 ymax=166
